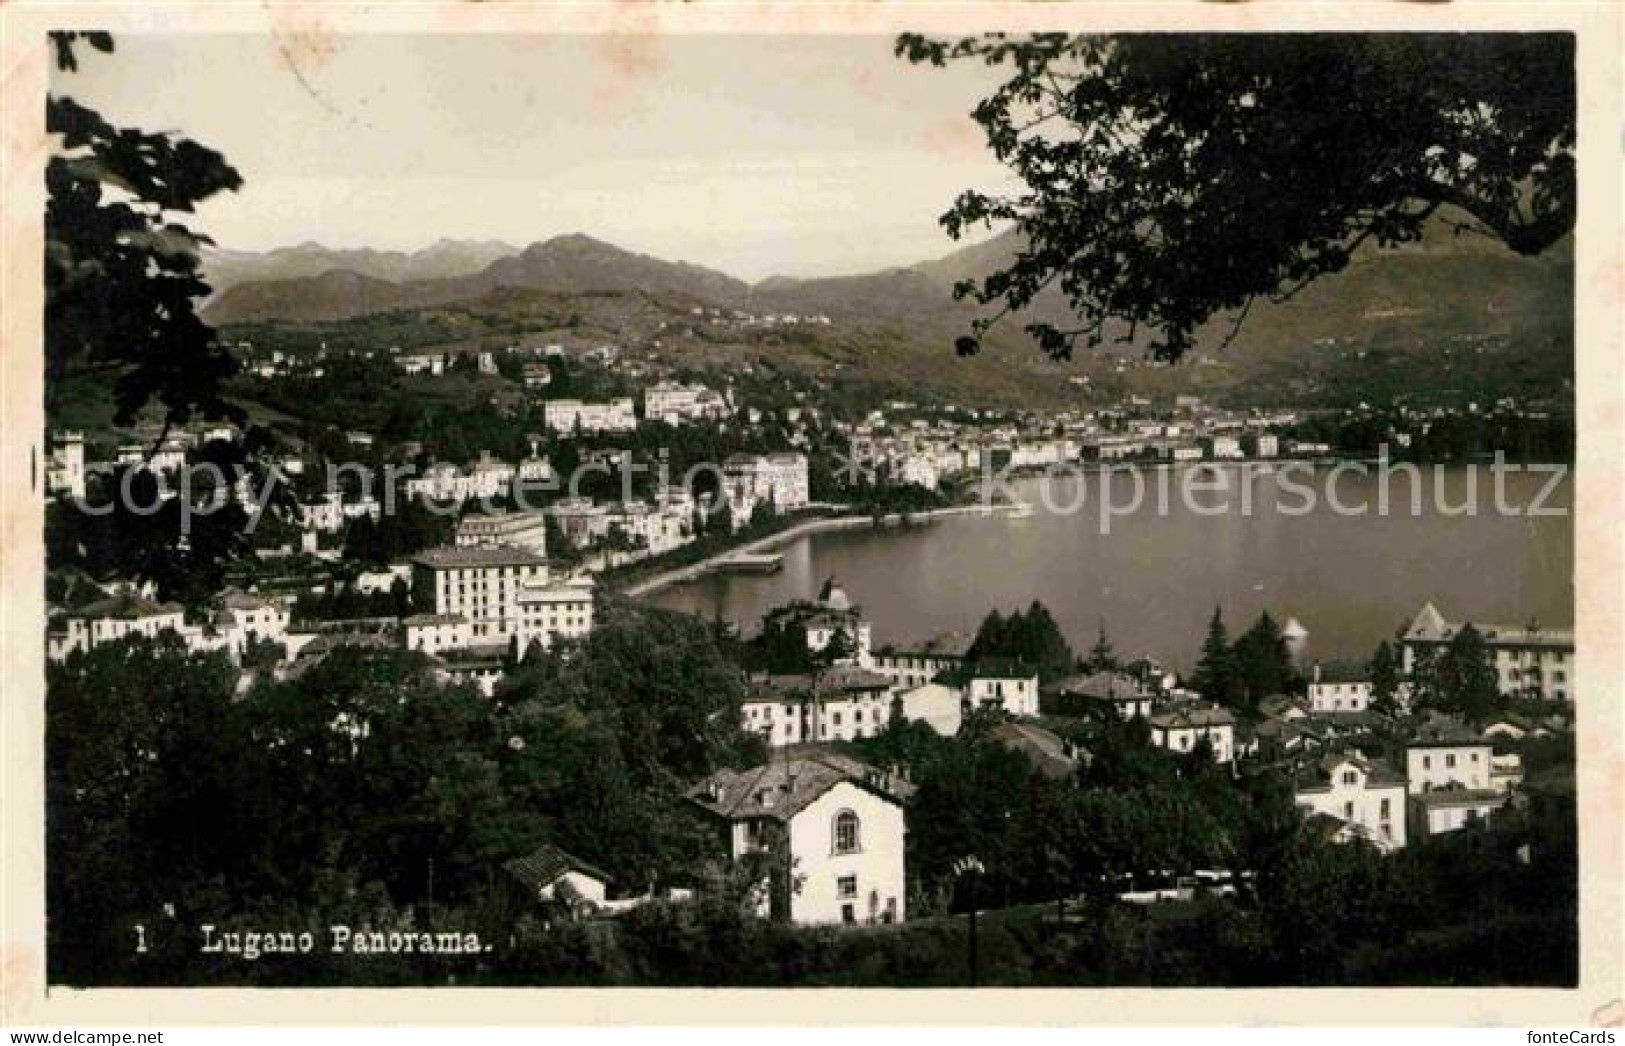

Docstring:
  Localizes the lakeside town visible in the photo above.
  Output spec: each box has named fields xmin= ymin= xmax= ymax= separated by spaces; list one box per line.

xmin=36 ymin=28 xmax=1581 ymax=991
xmin=42 ymin=334 xmax=1578 ymax=984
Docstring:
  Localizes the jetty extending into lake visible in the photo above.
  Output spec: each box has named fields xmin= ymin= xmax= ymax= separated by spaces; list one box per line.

xmin=621 ymin=501 xmax=1030 ymax=599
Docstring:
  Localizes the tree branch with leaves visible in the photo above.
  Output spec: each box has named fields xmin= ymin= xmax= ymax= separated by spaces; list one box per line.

xmin=896 ymin=32 xmax=1575 ymax=362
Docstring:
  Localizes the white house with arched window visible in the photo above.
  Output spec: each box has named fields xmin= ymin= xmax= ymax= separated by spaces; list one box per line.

xmin=687 ymin=752 xmax=910 ymax=927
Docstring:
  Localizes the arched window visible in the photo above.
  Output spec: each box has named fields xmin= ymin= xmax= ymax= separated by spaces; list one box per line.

xmin=833 ymin=809 xmax=861 ymax=855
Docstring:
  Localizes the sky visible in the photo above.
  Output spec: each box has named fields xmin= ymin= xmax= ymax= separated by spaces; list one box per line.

xmin=57 ymin=33 xmax=1018 ymax=280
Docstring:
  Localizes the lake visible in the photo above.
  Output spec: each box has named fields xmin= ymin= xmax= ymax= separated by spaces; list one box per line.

xmin=645 ymin=464 xmax=1574 ymax=671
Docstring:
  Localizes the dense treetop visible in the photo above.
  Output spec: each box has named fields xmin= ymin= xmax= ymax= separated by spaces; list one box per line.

xmin=897 ymin=33 xmax=1574 ymax=362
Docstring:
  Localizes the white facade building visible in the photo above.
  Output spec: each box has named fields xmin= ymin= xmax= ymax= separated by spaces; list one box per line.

xmin=955 ymin=661 xmax=1039 ymax=718
xmin=741 ymin=667 xmax=895 ymax=747
xmin=48 ymin=592 xmax=188 ymax=662
xmin=410 ymin=545 xmax=593 ymax=652
xmin=1294 ymin=751 xmax=1408 ymax=852
xmin=1400 ymin=602 xmax=1575 ymax=703
xmin=456 ymin=510 xmax=548 ymax=555
xmin=1149 ymin=704 xmax=1237 ymax=763
xmin=643 ymin=381 xmax=728 ymax=424
xmin=1051 ymin=671 xmax=1156 ymax=720
xmin=46 ymin=430 xmax=86 ymax=501
xmin=724 ymin=452 xmax=810 ymax=520
xmin=544 ymin=398 xmax=637 ymax=435
xmin=1308 ymin=678 xmax=1372 ymax=714
xmin=688 ymin=754 xmax=910 ymax=927
xmin=1405 ymin=717 xmax=1494 ymax=793
xmin=218 ymin=590 xmax=291 ymax=656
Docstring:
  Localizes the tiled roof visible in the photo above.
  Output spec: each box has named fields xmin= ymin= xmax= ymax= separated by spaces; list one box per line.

xmin=876 ymin=632 xmax=974 ymax=659
xmin=1412 ymin=786 xmax=1507 ymax=809
xmin=991 ymin=722 xmax=1078 ymax=780
xmin=73 ymin=591 xmax=183 ymax=620
xmin=402 ymin=613 xmax=466 ymax=626
xmin=687 ymin=752 xmax=910 ymax=824
xmin=412 ymin=545 xmax=548 ymax=569
xmin=1295 ymin=750 xmax=1407 ymax=791
xmin=1150 ymin=704 xmax=1235 ymax=729
xmin=1408 ymin=713 xmax=1487 ymax=747
xmin=1258 ymin=693 xmax=1308 ymax=719
xmin=222 ymin=589 xmax=282 ymax=611
xmin=936 ymin=657 xmax=1036 ymax=687
xmin=503 ymin=843 xmax=611 ymax=892
xmin=1404 ymin=602 xmax=1573 ymax=650
xmin=1051 ymin=670 xmax=1149 ymax=701
xmin=750 ymin=667 xmax=893 ymax=698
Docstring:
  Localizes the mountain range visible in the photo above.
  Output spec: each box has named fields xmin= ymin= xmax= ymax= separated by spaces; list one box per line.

xmin=199 ymin=217 xmax=1572 ymax=409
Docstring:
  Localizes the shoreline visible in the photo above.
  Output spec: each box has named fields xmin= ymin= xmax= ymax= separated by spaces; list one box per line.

xmin=620 ymin=502 xmax=1028 ymax=598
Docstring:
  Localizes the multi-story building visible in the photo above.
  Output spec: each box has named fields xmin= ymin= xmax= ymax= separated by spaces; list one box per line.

xmin=942 ymin=659 xmax=1039 ymax=718
xmin=410 ymin=545 xmax=593 ymax=651
xmin=521 ymin=362 xmax=553 ymax=390
xmin=870 ymin=640 xmax=967 ymax=692
xmin=1243 ymin=431 xmax=1280 ymax=458
xmin=1149 ymin=704 xmax=1237 ymax=763
xmin=401 ymin=613 xmax=472 ymax=657
xmin=1308 ymin=672 xmax=1372 ymax=714
xmin=687 ymin=753 xmax=910 ymax=926
xmin=762 ymin=578 xmax=873 ymax=669
xmin=47 ymin=591 xmax=188 ymax=662
xmin=741 ymin=667 xmax=895 ymax=747
xmin=45 ymin=430 xmax=86 ymax=501
xmin=1294 ymin=751 xmax=1408 ymax=852
xmin=543 ymin=398 xmax=637 ymax=435
xmin=1405 ymin=715 xmax=1494 ymax=793
xmin=455 ymin=509 xmax=548 ymax=555
xmin=404 ymin=459 xmax=516 ymax=504
xmin=724 ymin=452 xmax=809 ymax=519
xmin=545 ymin=497 xmax=611 ymax=548
xmin=1400 ymin=602 xmax=1575 ymax=702
xmin=217 ymin=590 xmax=291 ymax=657
xmin=897 ymin=453 xmax=940 ymax=490
xmin=1048 ymin=670 xmax=1155 ymax=720
xmin=643 ymin=381 xmax=728 ymax=425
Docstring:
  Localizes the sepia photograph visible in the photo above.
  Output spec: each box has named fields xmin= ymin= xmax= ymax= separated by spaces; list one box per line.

xmin=2 ymin=0 xmax=1621 ymax=1029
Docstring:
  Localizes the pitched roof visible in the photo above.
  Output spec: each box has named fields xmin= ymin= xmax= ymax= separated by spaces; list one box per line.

xmin=73 ymin=591 xmax=183 ymax=620
xmin=686 ymin=752 xmax=910 ymax=824
xmin=1403 ymin=603 xmax=1573 ymax=650
xmin=1259 ymin=693 xmax=1309 ymax=720
xmin=936 ymin=658 xmax=1037 ymax=687
xmin=503 ymin=843 xmax=611 ymax=892
xmin=221 ymin=589 xmax=282 ymax=611
xmin=876 ymin=632 xmax=974 ymax=659
xmin=1051 ymin=670 xmax=1150 ymax=701
xmin=1411 ymin=785 xmax=1507 ymax=809
xmin=991 ymin=722 xmax=1078 ymax=780
xmin=411 ymin=545 xmax=548 ymax=570
xmin=748 ymin=667 xmax=893 ymax=700
xmin=1150 ymin=704 xmax=1236 ymax=729
xmin=1409 ymin=713 xmax=1488 ymax=747
xmin=1295 ymin=750 xmax=1407 ymax=791
xmin=1406 ymin=602 xmax=1450 ymax=641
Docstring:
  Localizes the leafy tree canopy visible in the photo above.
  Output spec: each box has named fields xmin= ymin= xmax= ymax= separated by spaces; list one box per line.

xmin=896 ymin=32 xmax=1574 ymax=361
xmin=47 ymin=31 xmax=244 ymax=437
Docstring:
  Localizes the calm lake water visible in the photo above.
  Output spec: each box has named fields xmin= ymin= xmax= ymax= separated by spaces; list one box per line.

xmin=646 ymin=465 xmax=1574 ymax=672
